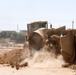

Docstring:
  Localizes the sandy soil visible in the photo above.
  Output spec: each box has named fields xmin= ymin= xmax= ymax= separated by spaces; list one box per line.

xmin=0 ymin=65 xmax=76 ymax=75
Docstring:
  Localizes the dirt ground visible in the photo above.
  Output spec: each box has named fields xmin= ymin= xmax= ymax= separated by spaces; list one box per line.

xmin=0 ymin=39 xmax=76 ymax=75
xmin=0 ymin=64 xmax=76 ymax=75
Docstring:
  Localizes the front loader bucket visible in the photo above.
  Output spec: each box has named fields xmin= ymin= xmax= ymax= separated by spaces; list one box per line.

xmin=60 ymin=31 xmax=75 ymax=63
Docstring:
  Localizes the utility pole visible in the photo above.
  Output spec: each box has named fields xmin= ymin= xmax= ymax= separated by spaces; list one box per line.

xmin=72 ymin=20 xmax=74 ymax=29
xmin=17 ymin=24 xmax=19 ymax=32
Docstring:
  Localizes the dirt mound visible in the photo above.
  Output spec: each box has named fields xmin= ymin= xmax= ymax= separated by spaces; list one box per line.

xmin=0 ymin=46 xmax=65 ymax=69
xmin=0 ymin=48 xmax=29 ymax=69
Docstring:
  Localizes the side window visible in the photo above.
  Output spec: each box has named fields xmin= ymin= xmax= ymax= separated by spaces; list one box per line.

xmin=28 ymin=25 xmax=31 ymax=33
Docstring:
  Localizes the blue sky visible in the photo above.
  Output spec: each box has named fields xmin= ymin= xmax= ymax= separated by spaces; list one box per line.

xmin=0 ymin=0 xmax=76 ymax=31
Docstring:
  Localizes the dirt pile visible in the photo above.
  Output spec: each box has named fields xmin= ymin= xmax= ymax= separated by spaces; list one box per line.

xmin=0 ymin=46 xmax=65 ymax=69
xmin=0 ymin=48 xmax=29 ymax=69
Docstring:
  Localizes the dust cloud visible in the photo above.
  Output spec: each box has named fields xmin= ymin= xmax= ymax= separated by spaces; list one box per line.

xmin=23 ymin=47 xmax=65 ymax=68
